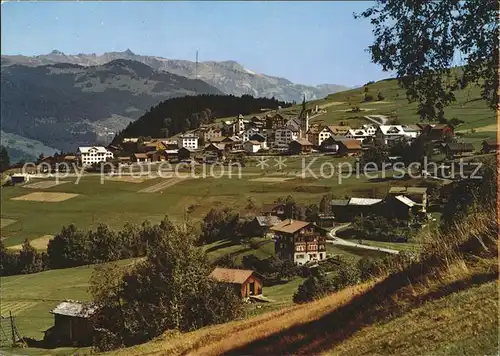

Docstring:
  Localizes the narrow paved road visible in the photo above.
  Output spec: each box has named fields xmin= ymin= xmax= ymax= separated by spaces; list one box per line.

xmin=327 ymin=223 xmax=400 ymax=255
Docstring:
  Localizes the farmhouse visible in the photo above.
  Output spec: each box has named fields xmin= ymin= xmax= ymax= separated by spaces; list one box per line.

xmin=133 ymin=153 xmax=149 ymax=163
xmin=307 ymin=126 xmax=332 ymax=146
xmin=271 ymin=219 xmax=327 ymax=265
xmin=481 ymin=139 xmax=498 ymax=153
xmin=209 ymin=267 xmax=263 ymax=298
xmin=382 ymin=195 xmax=420 ymax=220
xmin=289 ymin=139 xmax=313 ymax=155
xmin=261 ymin=203 xmax=285 ymax=217
xmin=77 ymin=146 xmax=114 ymax=166
xmin=375 ymin=125 xmax=418 ymax=145
xmin=43 ymin=301 xmax=97 ymax=346
xmin=243 ymin=140 xmax=262 ymax=154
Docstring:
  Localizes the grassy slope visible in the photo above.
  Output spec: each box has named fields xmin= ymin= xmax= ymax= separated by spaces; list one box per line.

xmin=326 ymin=281 xmax=497 ymax=356
xmin=0 ymin=166 xmax=409 ymax=247
xmin=106 ymin=206 xmax=497 ymax=356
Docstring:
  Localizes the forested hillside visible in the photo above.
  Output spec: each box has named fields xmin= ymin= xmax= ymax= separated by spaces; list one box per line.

xmin=116 ymin=94 xmax=292 ymax=139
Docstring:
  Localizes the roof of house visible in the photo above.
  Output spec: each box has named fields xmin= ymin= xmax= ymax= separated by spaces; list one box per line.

xmin=446 ymin=142 xmax=474 ymax=152
xmin=249 ymin=133 xmax=266 ymax=142
xmin=178 ymin=147 xmax=196 ymax=152
xmin=348 ymin=129 xmax=369 ymax=137
xmin=340 ymin=140 xmax=362 ymax=150
xmin=162 ymin=140 xmax=178 ymax=146
xmin=208 ymin=136 xmax=227 ymax=143
xmin=78 ymin=146 xmax=108 ymax=154
xmin=330 ymin=199 xmax=350 ymax=206
xmin=377 ymin=125 xmax=406 ymax=135
xmin=64 ymin=155 xmax=77 ymax=160
xmin=118 ymin=156 xmax=131 ymax=161
xmin=270 ymin=219 xmax=311 ymax=233
xmin=246 ymin=140 xmax=261 ymax=145
xmin=51 ymin=301 xmax=98 ymax=318
xmin=393 ymin=195 xmax=417 ymax=207
xmin=388 ymin=186 xmax=428 ymax=194
xmin=327 ymin=125 xmax=351 ymax=134
xmin=209 ymin=267 xmax=256 ymax=284
xmin=291 ymin=138 xmax=313 ymax=146
xmin=134 ymin=153 xmax=148 ymax=159
xmin=348 ymin=197 xmax=383 ymax=206
xmin=255 ymin=215 xmax=282 ymax=227
xmin=205 ymin=143 xmax=226 ymax=151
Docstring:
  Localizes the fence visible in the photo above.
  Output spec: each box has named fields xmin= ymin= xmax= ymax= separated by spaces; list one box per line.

xmin=0 ymin=312 xmax=24 ymax=348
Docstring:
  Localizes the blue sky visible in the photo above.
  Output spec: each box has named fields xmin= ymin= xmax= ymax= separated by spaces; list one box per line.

xmin=1 ymin=1 xmax=389 ymax=87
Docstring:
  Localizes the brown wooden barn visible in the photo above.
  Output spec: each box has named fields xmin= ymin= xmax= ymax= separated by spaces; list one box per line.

xmin=209 ymin=267 xmax=263 ymax=298
xmin=44 ymin=301 xmax=97 ymax=346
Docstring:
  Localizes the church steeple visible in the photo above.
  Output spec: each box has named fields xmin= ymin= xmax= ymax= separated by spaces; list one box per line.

xmin=299 ymin=95 xmax=309 ymax=138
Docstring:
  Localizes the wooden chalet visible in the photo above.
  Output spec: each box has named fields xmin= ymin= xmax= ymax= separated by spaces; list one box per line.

xmin=209 ymin=267 xmax=263 ymax=298
xmin=43 ymin=301 xmax=97 ymax=346
xmin=270 ymin=220 xmax=327 ymax=265
xmin=337 ymin=140 xmax=362 ymax=156
xmin=250 ymin=215 xmax=282 ymax=237
xmin=146 ymin=150 xmax=166 ymax=162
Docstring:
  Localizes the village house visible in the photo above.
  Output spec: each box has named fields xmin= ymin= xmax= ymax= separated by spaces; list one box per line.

xmin=143 ymin=140 xmax=166 ymax=152
xmin=248 ymin=133 xmax=267 ymax=149
xmin=319 ymin=136 xmax=340 ymax=152
xmin=250 ymin=215 xmax=282 ymax=237
xmin=423 ymin=124 xmax=455 ymax=140
xmin=63 ymin=155 xmax=77 ymax=164
xmin=361 ymin=124 xmax=378 ymax=136
xmin=204 ymin=143 xmax=227 ymax=160
xmin=307 ymin=126 xmax=332 ymax=146
xmin=387 ymin=186 xmax=428 ymax=212
xmin=199 ymin=126 xmax=222 ymax=142
xmin=271 ymin=219 xmax=327 ymax=265
xmin=209 ymin=267 xmax=263 ymax=299
xmin=330 ymin=198 xmax=383 ymax=222
xmin=43 ymin=301 xmax=97 ymax=347
xmin=337 ymin=139 xmax=362 ymax=156
xmin=77 ymin=146 xmax=114 ymax=167
xmin=243 ymin=140 xmax=263 ymax=154
xmin=442 ymin=142 xmax=474 ymax=158
xmin=375 ymin=125 xmax=419 ymax=145
xmin=261 ymin=203 xmax=285 ymax=217
xmin=177 ymin=147 xmax=195 ymax=161
xmin=274 ymin=119 xmax=301 ymax=148
xmin=242 ymin=127 xmax=261 ymax=142
xmin=327 ymin=125 xmax=351 ymax=136
xmin=146 ymin=150 xmax=166 ymax=162
xmin=162 ymin=139 xmax=179 ymax=150
xmin=133 ymin=152 xmax=149 ymax=163
xmin=265 ymin=113 xmax=288 ymax=131
xmin=117 ymin=156 xmax=132 ymax=164
xmin=481 ymin=139 xmax=498 ymax=153
xmin=177 ymin=133 xmax=199 ymax=150
xmin=289 ymin=139 xmax=313 ymax=155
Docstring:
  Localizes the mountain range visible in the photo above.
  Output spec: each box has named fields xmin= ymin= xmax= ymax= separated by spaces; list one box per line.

xmin=1 ymin=50 xmax=348 ymax=161
xmin=2 ymin=50 xmax=348 ymax=103
xmin=1 ymin=58 xmax=222 ymax=155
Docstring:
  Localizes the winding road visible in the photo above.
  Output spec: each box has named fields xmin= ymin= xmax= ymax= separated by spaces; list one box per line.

xmin=327 ymin=223 xmax=400 ymax=255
